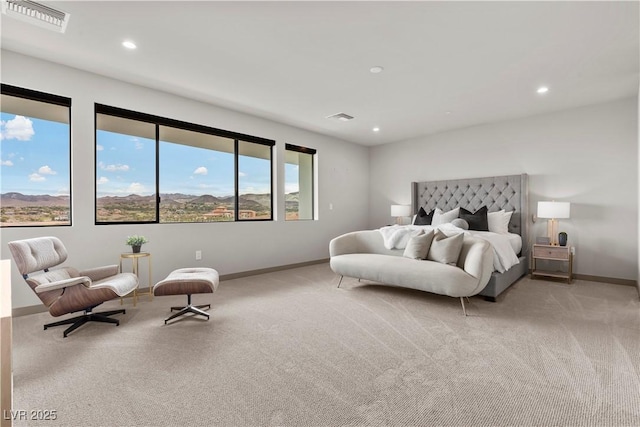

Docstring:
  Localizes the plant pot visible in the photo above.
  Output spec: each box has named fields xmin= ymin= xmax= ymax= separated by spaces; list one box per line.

xmin=132 ymin=245 xmax=141 ymax=253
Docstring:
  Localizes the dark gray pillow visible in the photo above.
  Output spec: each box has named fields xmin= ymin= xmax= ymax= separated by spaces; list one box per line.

xmin=459 ymin=206 xmax=489 ymax=231
xmin=413 ymin=207 xmax=434 ymax=225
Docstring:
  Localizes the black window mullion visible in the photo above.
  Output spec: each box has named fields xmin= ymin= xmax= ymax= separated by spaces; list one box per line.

xmin=234 ymin=139 xmax=239 ymax=221
xmin=155 ymin=124 xmax=160 ymax=223
xmin=270 ymin=145 xmax=274 ymax=220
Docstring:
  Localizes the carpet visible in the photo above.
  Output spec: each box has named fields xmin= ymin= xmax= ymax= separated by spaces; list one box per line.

xmin=11 ymin=263 xmax=640 ymax=426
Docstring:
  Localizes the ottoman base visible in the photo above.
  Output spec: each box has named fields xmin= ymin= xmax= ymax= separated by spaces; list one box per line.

xmin=165 ymin=295 xmax=210 ymax=324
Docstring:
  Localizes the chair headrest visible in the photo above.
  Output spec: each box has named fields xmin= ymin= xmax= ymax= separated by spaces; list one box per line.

xmin=7 ymin=236 xmax=68 ymax=275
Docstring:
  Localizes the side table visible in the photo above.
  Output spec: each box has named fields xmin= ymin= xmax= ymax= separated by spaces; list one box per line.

xmin=120 ymin=252 xmax=152 ymax=306
xmin=531 ymin=244 xmax=573 ymax=284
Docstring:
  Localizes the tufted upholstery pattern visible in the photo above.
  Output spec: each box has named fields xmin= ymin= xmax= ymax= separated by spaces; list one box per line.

xmin=8 ymin=236 xmax=68 ymax=275
xmin=411 ymin=174 xmax=529 ymax=257
xmin=154 ymin=268 xmax=219 ymax=297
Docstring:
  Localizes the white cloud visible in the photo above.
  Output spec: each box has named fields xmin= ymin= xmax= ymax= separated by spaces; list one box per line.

xmin=285 ymin=183 xmax=299 ymax=194
xmin=1 ymin=115 xmax=35 ymax=141
xmin=1 ymin=160 xmax=13 ymax=166
xmin=29 ymin=173 xmax=45 ymax=182
xmin=131 ymin=138 xmax=144 ymax=150
xmin=97 ymin=176 xmax=109 ymax=185
xmin=193 ymin=166 xmax=208 ymax=175
xmin=239 ymin=171 xmax=247 ymax=177
xmin=127 ymin=182 xmax=145 ymax=194
xmin=38 ymin=165 xmax=57 ymax=175
xmin=99 ymin=162 xmax=130 ymax=172
xmin=96 ymin=144 xmax=104 ymax=151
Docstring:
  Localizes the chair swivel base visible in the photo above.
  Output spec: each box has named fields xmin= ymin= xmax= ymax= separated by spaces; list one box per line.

xmin=45 ymin=309 xmax=126 ymax=338
xmin=164 ymin=294 xmax=210 ymax=324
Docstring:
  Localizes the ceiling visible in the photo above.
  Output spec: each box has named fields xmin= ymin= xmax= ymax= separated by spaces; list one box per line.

xmin=1 ymin=1 xmax=638 ymax=146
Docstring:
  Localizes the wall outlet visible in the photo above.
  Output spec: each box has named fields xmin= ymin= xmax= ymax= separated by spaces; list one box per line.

xmin=329 ymin=203 xmax=333 ymax=210
xmin=195 ymin=250 xmax=202 ymax=260
xmin=570 ymin=247 xmax=575 ymax=255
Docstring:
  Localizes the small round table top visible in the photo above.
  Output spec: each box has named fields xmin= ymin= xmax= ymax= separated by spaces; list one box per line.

xmin=120 ymin=252 xmax=150 ymax=259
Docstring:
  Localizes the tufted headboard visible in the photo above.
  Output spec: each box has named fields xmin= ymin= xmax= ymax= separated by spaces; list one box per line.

xmin=411 ymin=174 xmax=529 ymax=257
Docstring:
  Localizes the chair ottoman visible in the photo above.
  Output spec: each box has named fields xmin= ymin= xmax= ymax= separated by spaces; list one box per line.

xmin=153 ymin=268 xmax=219 ymax=324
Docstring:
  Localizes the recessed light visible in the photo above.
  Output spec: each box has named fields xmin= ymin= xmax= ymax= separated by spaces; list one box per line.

xmin=373 ymin=127 xmax=380 ymax=132
xmin=537 ymin=86 xmax=549 ymax=94
xmin=445 ymin=111 xmax=452 ymax=115
xmin=122 ymin=40 xmax=137 ymax=49
xmin=370 ymin=66 xmax=384 ymax=74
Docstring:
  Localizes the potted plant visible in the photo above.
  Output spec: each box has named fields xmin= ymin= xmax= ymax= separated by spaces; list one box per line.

xmin=126 ymin=235 xmax=148 ymax=253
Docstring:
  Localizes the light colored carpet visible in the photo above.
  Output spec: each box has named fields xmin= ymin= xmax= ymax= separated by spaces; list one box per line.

xmin=11 ymin=263 xmax=640 ymax=427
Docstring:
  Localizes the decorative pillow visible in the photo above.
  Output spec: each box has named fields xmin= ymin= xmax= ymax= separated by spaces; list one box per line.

xmin=432 ymin=207 xmax=460 ymax=226
xmin=451 ymin=218 xmax=469 ymax=230
xmin=403 ymin=229 xmax=435 ymax=260
xmin=459 ymin=206 xmax=489 ymax=231
xmin=413 ymin=207 xmax=434 ymax=225
xmin=427 ymin=230 xmax=464 ymax=265
xmin=487 ymin=210 xmax=513 ymax=234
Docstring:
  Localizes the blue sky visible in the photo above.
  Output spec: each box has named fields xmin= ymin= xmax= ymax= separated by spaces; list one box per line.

xmin=0 ymin=112 xmax=299 ymax=197
xmin=97 ymin=129 xmax=296 ymax=197
xmin=0 ymin=113 xmax=70 ymax=196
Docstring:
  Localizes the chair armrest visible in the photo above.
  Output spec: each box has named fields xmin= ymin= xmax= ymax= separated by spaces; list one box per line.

xmin=78 ymin=265 xmax=119 ymax=281
xmin=34 ymin=276 xmax=91 ymax=294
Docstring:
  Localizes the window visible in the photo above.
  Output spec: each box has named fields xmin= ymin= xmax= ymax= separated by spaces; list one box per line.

xmin=159 ymin=126 xmax=235 ymax=223
xmin=95 ymin=104 xmax=274 ymax=224
xmin=96 ymin=114 xmax=157 ymax=223
xmin=285 ymin=144 xmax=316 ymax=220
xmin=1 ymin=84 xmax=71 ymax=227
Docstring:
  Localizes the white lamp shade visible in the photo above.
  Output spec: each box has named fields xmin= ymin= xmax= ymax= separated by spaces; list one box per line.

xmin=391 ymin=204 xmax=412 ymax=217
xmin=537 ymin=201 xmax=570 ymax=219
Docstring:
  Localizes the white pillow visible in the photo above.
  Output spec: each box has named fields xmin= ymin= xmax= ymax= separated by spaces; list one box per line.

xmin=432 ymin=207 xmax=460 ymax=226
xmin=487 ymin=210 xmax=513 ymax=234
xmin=427 ymin=230 xmax=464 ymax=265
xmin=403 ymin=230 xmax=435 ymax=260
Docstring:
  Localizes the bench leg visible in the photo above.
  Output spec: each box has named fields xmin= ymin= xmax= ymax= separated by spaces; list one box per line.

xmin=460 ymin=297 xmax=467 ymax=316
xmin=337 ymin=276 xmax=343 ymax=288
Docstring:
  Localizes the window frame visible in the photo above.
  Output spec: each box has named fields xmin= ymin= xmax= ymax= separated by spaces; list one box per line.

xmin=285 ymin=143 xmax=316 ymax=221
xmin=95 ymin=104 xmax=275 ymax=225
xmin=0 ymin=83 xmax=72 ymax=228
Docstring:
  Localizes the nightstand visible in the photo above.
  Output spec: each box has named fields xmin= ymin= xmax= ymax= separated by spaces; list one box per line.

xmin=531 ymin=244 xmax=573 ymax=284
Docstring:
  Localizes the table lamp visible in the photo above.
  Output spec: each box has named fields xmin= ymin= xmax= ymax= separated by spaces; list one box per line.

xmin=537 ymin=201 xmax=570 ymax=245
xmin=391 ymin=204 xmax=411 ymax=225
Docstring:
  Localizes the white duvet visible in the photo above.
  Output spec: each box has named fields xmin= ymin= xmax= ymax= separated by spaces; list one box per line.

xmin=378 ymin=223 xmax=520 ymax=273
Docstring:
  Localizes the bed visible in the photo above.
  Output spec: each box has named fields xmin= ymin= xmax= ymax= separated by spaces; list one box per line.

xmin=410 ymin=173 xmax=529 ymax=301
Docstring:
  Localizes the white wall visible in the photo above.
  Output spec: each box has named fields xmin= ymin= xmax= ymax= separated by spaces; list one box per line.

xmin=369 ymin=97 xmax=638 ymax=281
xmin=1 ymin=50 xmax=370 ymax=309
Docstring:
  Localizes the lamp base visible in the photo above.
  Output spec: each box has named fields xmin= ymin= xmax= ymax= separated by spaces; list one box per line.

xmin=547 ymin=219 xmax=559 ymax=245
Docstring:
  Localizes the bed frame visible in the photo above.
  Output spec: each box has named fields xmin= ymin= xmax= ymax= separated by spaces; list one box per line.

xmin=411 ymin=174 xmax=529 ymax=301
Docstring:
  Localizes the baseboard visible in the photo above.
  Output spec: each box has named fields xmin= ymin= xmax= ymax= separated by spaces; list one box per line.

xmin=219 ymin=258 xmax=329 ymax=281
xmin=572 ymin=274 xmax=637 ymax=287
xmin=12 ymin=304 xmax=47 ymax=317
xmin=528 ymin=270 xmax=637 ymax=287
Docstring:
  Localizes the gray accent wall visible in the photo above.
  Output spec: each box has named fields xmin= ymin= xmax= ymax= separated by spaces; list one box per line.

xmin=1 ymin=50 xmax=370 ymax=309
xmin=369 ymin=97 xmax=638 ymax=281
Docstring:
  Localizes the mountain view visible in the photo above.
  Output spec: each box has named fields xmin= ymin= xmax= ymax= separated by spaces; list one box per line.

xmin=1 ymin=192 xmax=299 ymax=225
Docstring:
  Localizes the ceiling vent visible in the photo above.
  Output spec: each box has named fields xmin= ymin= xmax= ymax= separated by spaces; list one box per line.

xmin=1 ymin=0 xmax=70 ymax=33
xmin=326 ymin=112 xmax=355 ymax=122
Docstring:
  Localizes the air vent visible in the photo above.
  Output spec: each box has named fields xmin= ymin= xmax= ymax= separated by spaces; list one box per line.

xmin=326 ymin=112 xmax=355 ymax=122
xmin=1 ymin=0 xmax=70 ymax=33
